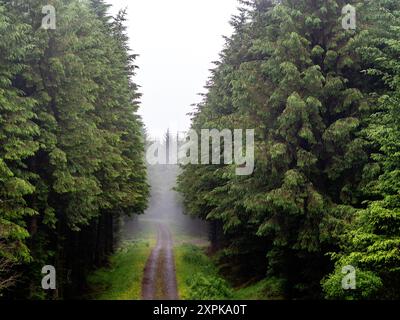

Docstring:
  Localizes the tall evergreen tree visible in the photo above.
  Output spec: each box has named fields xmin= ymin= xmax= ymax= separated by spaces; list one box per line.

xmin=178 ymin=0 xmax=383 ymax=298
xmin=323 ymin=0 xmax=400 ymax=300
xmin=1 ymin=0 xmax=148 ymax=298
xmin=0 ymin=3 xmax=39 ymax=292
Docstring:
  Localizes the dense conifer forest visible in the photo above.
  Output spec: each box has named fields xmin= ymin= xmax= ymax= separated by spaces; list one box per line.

xmin=0 ymin=0 xmax=399 ymax=301
xmin=178 ymin=0 xmax=400 ymax=300
xmin=0 ymin=0 xmax=148 ymax=299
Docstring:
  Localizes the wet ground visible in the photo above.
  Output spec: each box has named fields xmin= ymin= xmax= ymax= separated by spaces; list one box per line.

xmin=141 ymin=223 xmax=179 ymax=300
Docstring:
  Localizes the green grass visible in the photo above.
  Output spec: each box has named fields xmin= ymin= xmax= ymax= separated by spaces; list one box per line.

xmin=87 ymin=239 xmax=154 ymax=300
xmin=233 ymin=278 xmax=285 ymax=300
xmin=86 ymin=218 xmax=284 ymax=300
xmin=175 ymin=243 xmax=285 ymax=300
xmin=86 ymin=220 xmax=157 ymax=300
xmin=175 ymin=244 xmax=233 ymax=300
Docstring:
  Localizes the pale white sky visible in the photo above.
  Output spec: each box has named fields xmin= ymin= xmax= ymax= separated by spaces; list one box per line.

xmin=106 ymin=0 xmax=239 ymax=139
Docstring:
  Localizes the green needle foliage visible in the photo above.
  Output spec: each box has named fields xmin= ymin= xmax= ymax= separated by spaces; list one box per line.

xmin=0 ymin=0 xmax=148 ymax=299
xmin=0 ymin=3 xmax=39 ymax=265
xmin=1 ymin=0 xmax=399 ymax=300
xmin=178 ymin=0 xmax=400 ymax=299
xmin=323 ymin=0 xmax=400 ymax=299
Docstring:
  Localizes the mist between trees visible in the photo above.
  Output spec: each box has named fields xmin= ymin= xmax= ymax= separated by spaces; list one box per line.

xmin=1 ymin=0 xmax=400 ymax=301
xmin=146 ymin=129 xmax=255 ymax=176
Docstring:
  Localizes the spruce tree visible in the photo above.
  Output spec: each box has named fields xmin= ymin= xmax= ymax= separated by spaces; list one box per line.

xmin=1 ymin=0 xmax=148 ymax=298
xmin=178 ymin=0 xmax=375 ymax=298
xmin=323 ymin=0 xmax=400 ymax=300
xmin=0 ymin=3 xmax=39 ymax=292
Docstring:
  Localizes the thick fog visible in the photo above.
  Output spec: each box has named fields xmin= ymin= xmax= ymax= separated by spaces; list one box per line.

xmin=123 ymin=163 xmax=209 ymax=242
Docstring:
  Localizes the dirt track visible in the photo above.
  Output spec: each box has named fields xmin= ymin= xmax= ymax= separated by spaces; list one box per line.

xmin=141 ymin=223 xmax=179 ymax=300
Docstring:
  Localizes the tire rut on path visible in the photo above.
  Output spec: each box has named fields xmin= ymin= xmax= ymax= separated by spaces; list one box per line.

xmin=141 ymin=223 xmax=179 ymax=300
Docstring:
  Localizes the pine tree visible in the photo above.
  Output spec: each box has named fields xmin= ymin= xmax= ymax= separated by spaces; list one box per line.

xmin=178 ymin=0 xmax=376 ymax=298
xmin=0 ymin=0 xmax=148 ymax=298
xmin=0 ymin=3 xmax=39 ymax=293
xmin=323 ymin=0 xmax=400 ymax=300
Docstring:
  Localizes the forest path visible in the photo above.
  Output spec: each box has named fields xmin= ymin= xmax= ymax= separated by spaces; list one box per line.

xmin=141 ymin=223 xmax=179 ymax=300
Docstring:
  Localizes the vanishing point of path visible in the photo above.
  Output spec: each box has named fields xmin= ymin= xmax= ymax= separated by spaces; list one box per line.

xmin=141 ymin=223 xmax=179 ymax=300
